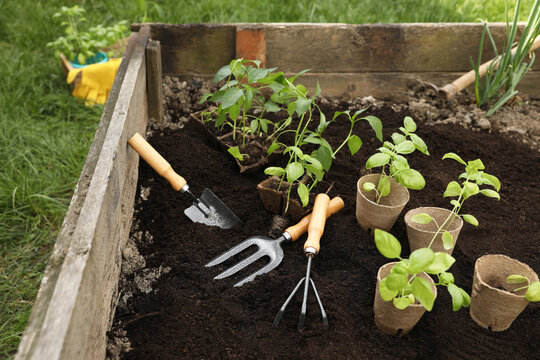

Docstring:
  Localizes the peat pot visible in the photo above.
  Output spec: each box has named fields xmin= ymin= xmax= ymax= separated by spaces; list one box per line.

xmin=356 ymin=174 xmax=410 ymax=232
xmin=404 ymin=207 xmax=463 ymax=254
xmin=15 ymin=23 xmax=540 ymax=360
xmin=470 ymin=254 xmax=539 ymax=331
xmin=374 ymin=262 xmax=437 ymax=336
xmin=256 ymin=176 xmax=305 ymax=221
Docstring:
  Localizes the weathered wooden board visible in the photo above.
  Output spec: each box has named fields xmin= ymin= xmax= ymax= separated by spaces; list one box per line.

xmin=15 ymin=26 xmax=150 ymax=360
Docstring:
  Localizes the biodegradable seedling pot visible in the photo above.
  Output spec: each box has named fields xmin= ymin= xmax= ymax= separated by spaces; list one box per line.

xmin=470 ymin=254 xmax=539 ymax=331
xmin=404 ymin=207 xmax=463 ymax=255
xmin=256 ymin=176 xmax=305 ymax=221
xmin=374 ymin=262 xmax=437 ymax=336
xmin=356 ymin=174 xmax=410 ymax=232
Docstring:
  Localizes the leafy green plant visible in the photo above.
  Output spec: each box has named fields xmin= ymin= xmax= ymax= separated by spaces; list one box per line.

xmin=363 ymin=116 xmax=429 ymax=204
xmin=46 ymin=5 xmax=128 ymax=65
xmin=200 ymin=59 xmax=285 ymax=157
xmin=375 ymin=229 xmax=470 ymax=311
xmin=265 ymin=105 xmax=382 ymax=212
xmin=410 ymin=153 xmax=501 ymax=250
xmin=472 ymin=0 xmax=540 ymax=116
xmin=505 ymin=275 xmax=540 ymax=301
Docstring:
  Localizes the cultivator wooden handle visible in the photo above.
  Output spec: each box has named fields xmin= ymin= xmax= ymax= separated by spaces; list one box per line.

xmin=285 ymin=196 xmax=344 ymax=242
xmin=303 ymin=194 xmax=330 ymax=255
xmin=128 ymin=132 xmax=188 ymax=191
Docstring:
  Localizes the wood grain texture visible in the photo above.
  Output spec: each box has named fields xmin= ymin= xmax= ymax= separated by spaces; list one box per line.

xmin=236 ymin=27 xmax=266 ymax=66
xmin=15 ymin=26 xmax=150 ymax=360
xmin=146 ymin=40 xmax=164 ymax=123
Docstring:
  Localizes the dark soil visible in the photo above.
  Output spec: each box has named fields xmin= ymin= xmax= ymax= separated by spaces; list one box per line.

xmin=110 ymin=81 xmax=540 ymax=359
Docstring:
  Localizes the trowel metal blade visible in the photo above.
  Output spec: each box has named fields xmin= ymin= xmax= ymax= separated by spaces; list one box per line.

xmin=184 ymin=188 xmax=241 ymax=229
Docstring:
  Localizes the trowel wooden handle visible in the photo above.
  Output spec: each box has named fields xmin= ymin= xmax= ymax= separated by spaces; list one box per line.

xmin=303 ymin=194 xmax=330 ymax=255
xmin=285 ymin=197 xmax=345 ymax=242
xmin=441 ymin=35 xmax=540 ymax=99
xmin=128 ymin=132 xmax=187 ymax=191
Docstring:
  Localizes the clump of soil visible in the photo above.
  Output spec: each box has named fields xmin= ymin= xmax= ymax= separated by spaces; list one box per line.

xmin=108 ymin=78 xmax=539 ymax=359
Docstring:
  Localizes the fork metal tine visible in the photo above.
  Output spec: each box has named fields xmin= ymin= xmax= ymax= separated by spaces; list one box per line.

xmin=205 ymin=238 xmax=259 ymax=267
xmin=213 ymin=250 xmax=265 ymax=280
xmin=233 ymin=257 xmax=282 ymax=287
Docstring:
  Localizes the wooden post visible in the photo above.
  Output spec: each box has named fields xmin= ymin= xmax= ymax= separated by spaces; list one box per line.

xmin=146 ymin=39 xmax=164 ymax=124
xmin=236 ymin=27 xmax=266 ymax=66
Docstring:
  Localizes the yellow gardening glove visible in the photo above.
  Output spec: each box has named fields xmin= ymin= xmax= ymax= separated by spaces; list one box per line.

xmin=66 ymin=58 xmax=122 ymax=106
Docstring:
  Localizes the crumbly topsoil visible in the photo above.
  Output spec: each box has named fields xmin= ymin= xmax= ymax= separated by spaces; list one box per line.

xmin=107 ymin=77 xmax=540 ymax=359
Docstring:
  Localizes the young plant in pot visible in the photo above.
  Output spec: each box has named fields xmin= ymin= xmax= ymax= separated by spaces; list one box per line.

xmin=46 ymin=5 xmax=127 ymax=68
xmin=405 ymin=153 xmax=501 ymax=254
xmin=469 ymin=254 xmax=539 ymax=331
xmin=198 ymin=59 xmax=294 ymax=173
xmin=356 ymin=116 xmax=429 ymax=232
xmin=373 ymin=229 xmax=470 ymax=336
xmin=260 ymin=105 xmax=382 ymax=221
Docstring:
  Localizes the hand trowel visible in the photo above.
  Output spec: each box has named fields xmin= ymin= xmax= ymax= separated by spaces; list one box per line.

xmin=128 ymin=132 xmax=241 ymax=229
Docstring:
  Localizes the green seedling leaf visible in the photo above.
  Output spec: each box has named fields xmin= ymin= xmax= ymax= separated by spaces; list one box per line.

xmin=403 ymin=116 xmax=417 ymax=132
xmin=447 ymin=283 xmax=464 ymax=311
xmin=214 ymin=64 xmax=232 ymax=82
xmin=426 ymin=252 xmax=455 ymax=274
xmin=259 ymin=119 xmax=268 ymax=133
xmin=444 ymin=181 xmax=462 ymax=197
xmin=199 ymin=92 xmax=212 ymax=104
xmin=267 ymin=142 xmax=281 ymax=155
xmin=442 ymin=152 xmax=466 ymax=165
xmin=363 ymin=182 xmax=376 ymax=192
xmin=227 ymin=147 xmax=243 ymax=161
xmin=482 ymin=172 xmax=501 ymax=191
xmin=393 ymin=295 xmax=414 ymax=310
xmin=463 ymin=182 xmax=480 ymax=199
xmin=250 ymin=120 xmax=258 ymax=134
xmin=347 ymin=135 xmax=363 ymax=155
xmin=264 ymin=101 xmax=281 ymax=113
xmin=304 ymin=155 xmax=323 ymax=171
xmin=383 ymin=141 xmax=395 ymax=150
xmin=526 ymin=282 xmax=540 ymax=302
xmin=468 ymin=159 xmax=485 ymax=170
xmin=411 ymin=213 xmax=434 ymax=224
xmin=412 ymin=277 xmax=435 ymax=311
xmin=442 ymin=231 xmax=454 ymax=250
xmin=366 ymin=153 xmax=390 ymax=169
xmin=228 ymin=103 xmax=241 ymax=122
xmin=374 ymin=229 xmax=402 ymax=259
xmin=264 ymin=166 xmax=285 ymax=177
xmin=386 ymin=272 xmax=409 ymax=291
xmin=462 ymin=214 xmax=479 ymax=226
xmin=315 ymin=81 xmax=322 ymax=97
xmin=306 ymin=164 xmax=324 ymax=181
xmin=222 ymin=88 xmax=243 ymax=109
xmin=378 ymin=175 xmax=391 ymax=197
xmin=390 ymin=262 xmax=409 ymax=275
xmin=295 ymin=98 xmax=311 ymax=116
xmin=450 ymin=200 xmax=460 ymax=208
xmin=313 ymin=145 xmax=333 ymax=171
xmin=439 ymin=272 xmax=455 ymax=285
xmin=480 ymin=189 xmax=500 ymax=200
xmin=297 ymin=182 xmax=309 ymax=207
xmin=284 ymin=146 xmax=304 ymax=159
xmin=379 ymin=277 xmax=399 ymax=301
xmin=362 ymin=115 xmax=383 ymax=142
xmin=460 ymin=288 xmax=471 ymax=307
xmin=410 ymin=134 xmax=430 ymax=155
xmin=395 ymin=140 xmax=416 ymax=154
xmin=409 ymin=248 xmax=435 ymax=273
xmin=397 ymin=168 xmax=425 ymax=190
xmin=391 ymin=133 xmax=406 ymax=145
xmin=317 ymin=112 xmax=328 ymax=133
xmin=506 ymin=275 xmax=529 ymax=284
xmin=286 ymin=162 xmax=304 ymax=183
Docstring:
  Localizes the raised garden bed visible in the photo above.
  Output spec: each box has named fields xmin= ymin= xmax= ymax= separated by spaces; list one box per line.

xmin=16 ymin=23 xmax=539 ymax=360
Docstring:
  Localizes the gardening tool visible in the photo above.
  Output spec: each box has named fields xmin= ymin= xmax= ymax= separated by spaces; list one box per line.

xmin=439 ymin=35 xmax=540 ymax=99
xmin=128 ymin=132 xmax=241 ymax=229
xmin=205 ymin=196 xmax=344 ymax=287
xmin=273 ymin=193 xmax=331 ymax=330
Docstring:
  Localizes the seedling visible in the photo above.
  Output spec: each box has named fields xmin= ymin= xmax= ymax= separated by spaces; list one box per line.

xmin=265 ymin=106 xmax=382 ymax=213
xmin=374 ymin=229 xmax=470 ymax=312
xmin=411 ymin=153 xmax=501 ymax=250
xmin=472 ymin=0 xmax=540 ymax=116
xmin=505 ymin=275 xmax=540 ymax=302
xmin=46 ymin=5 xmax=127 ymax=65
xmin=363 ymin=116 xmax=429 ymax=204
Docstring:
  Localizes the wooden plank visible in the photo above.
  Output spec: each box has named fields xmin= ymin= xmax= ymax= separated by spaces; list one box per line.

xmin=136 ymin=23 xmax=540 ymax=75
xmin=236 ymin=27 xmax=266 ymax=66
xmin=146 ymin=39 xmax=164 ymax=123
xmin=15 ymin=26 xmax=150 ymax=360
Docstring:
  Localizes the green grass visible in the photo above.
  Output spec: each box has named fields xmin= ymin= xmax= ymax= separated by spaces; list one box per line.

xmin=0 ymin=0 xmax=534 ymax=357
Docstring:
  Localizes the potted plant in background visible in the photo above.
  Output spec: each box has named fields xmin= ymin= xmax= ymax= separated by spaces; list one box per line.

xmin=46 ymin=5 xmax=128 ymax=68
xmin=356 ymin=116 xmax=429 ymax=232
xmin=469 ymin=254 xmax=539 ymax=331
xmin=373 ymin=229 xmax=470 ymax=336
xmin=405 ymin=153 xmax=501 ymax=254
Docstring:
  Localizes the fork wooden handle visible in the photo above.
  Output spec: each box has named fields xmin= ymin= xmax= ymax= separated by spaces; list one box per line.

xmin=303 ymin=194 xmax=330 ymax=255
xmin=128 ymin=132 xmax=187 ymax=191
xmin=285 ymin=196 xmax=344 ymax=242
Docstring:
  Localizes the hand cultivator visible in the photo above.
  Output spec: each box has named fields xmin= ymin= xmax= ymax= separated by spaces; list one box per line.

xmin=273 ymin=193 xmax=332 ymax=330
xmin=206 ymin=196 xmax=344 ymax=286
